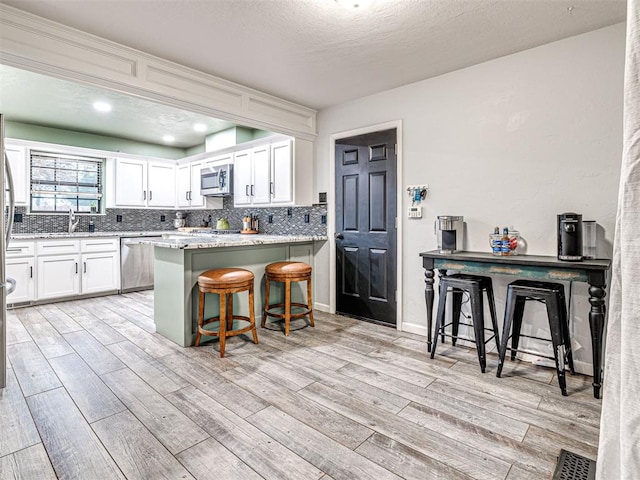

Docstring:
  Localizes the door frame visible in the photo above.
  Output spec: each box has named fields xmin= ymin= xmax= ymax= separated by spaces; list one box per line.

xmin=328 ymin=120 xmax=404 ymax=330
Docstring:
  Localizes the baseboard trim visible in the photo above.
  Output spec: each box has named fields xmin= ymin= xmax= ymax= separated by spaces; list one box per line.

xmin=314 ymin=302 xmax=330 ymax=313
xmin=399 ymin=323 xmax=428 ymax=337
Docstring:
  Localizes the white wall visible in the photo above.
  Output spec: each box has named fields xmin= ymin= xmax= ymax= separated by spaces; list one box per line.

xmin=314 ymin=23 xmax=625 ymax=374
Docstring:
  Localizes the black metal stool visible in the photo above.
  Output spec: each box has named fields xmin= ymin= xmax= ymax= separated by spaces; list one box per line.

xmin=496 ymin=279 xmax=575 ymax=396
xmin=430 ymin=274 xmax=500 ymax=373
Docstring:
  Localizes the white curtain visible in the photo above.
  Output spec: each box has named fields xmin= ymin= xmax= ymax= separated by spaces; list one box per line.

xmin=597 ymin=1 xmax=640 ymax=478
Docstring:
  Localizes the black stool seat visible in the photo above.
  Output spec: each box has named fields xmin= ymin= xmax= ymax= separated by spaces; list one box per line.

xmin=430 ymin=273 xmax=500 ymax=373
xmin=497 ymin=279 xmax=575 ymax=396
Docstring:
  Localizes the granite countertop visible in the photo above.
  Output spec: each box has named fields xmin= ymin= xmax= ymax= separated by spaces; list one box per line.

xmin=10 ymin=231 xmax=328 ymax=247
xmin=11 ymin=231 xmax=171 ymax=240
xmin=138 ymin=233 xmax=327 ymax=249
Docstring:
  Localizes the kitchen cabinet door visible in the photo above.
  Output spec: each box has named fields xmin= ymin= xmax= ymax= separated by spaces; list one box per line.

xmin=81 ymin=252 xmax=120 ymax=294
xmin=251 ymin=145 xmax=271 ymax=205
xmin=115 ymin=158 xmax=147 ymax=207
xmin=6 ymin=258 xmax=35 ymax=304
xmin=37 ymin=254 xmax=80 ymax=300
xmin=233 ymin=149 xmax=252 ymax=206
xmin=147 ymin=162 xmax=175 ymax=207
xmin=270 ymin=140 xmax=293 ymax=205
xmin=190 ymin=161 xmax=205 ymax=208
xmin=176 ymin=163 xmax=191 ymax=208
xmin=4 ymin=144 xmax=29 ymax=205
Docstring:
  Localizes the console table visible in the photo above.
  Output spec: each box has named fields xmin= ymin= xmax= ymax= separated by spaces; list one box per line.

xmin=419 ymin=250 xmax=611 ymax=399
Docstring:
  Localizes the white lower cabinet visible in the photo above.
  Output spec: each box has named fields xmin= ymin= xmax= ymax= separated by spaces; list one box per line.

xmin=37 ymin=254 xmax=81 ymax=300
xmin=6 ymin=241 xmax=36 ymax=304
xmin=34 ymin=237 xmax=120 ymax=302
xmin=6 ymin=258 xmax=35 ymax=304
xmin=81 ymin=252 xmax=119 ymax=294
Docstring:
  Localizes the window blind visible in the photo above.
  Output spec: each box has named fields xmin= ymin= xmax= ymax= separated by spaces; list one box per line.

xmin=30 ymin=150 xmax=104 ymax=213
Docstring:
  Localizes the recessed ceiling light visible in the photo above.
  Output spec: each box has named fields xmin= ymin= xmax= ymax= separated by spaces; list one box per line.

xmin=193 ymin=123 xmax=207 ymax=132
xmin=93 ymin=101 xmax=112 ymax=112
xmin=163 ymin=135 xmax=175 ymax=143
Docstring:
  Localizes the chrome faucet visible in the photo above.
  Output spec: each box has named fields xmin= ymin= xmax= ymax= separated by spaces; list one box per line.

xmin=68 ymin=208 xmax=79 ymax=233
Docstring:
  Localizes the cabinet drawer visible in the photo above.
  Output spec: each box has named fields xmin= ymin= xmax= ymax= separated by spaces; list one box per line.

xmin=37 ymin=239 xmax=81 ymax=256
xmin=6 ymin=241 xmax=35 ymax=258
xmin=81 ymin=238 xmax=118 ymax=253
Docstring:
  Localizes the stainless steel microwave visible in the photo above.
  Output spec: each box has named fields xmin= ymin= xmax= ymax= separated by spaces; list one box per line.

xmin=200 ymin=162 xmax=233 ymax=196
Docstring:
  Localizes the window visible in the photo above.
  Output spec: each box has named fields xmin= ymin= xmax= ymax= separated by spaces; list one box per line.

xmin=30 ymin=150 xmax=104 ymax=213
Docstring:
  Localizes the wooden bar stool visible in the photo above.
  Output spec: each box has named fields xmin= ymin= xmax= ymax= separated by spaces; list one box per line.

xmin=262 ymin=261 xmax=313 ymax=336
xmin=195 ymin=267 xmax=258 ymax=357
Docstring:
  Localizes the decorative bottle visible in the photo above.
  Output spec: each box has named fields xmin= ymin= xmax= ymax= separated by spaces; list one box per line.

xmin=491 ymin=226 xmax=501 ymax=255
xmin=501 ymin=227 xmax=510 ymax=256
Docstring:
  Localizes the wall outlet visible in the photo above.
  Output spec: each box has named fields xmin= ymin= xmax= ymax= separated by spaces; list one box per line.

xmin=319 ymin=192 xmax=327 ymax=204
xmin=304 ymin=214 xmax=310 ymax=223
xmin=287 ymin=208 xmax=292 ymax=217
xmin=13 ymin=212 xmax=23 ymax=223
xmin=116 ymin=215 xmax=122 ymax=222
xmin=321 ymin=214 xmax=327 ymax=224
xmin=268 ymin=214 xmax=273 ymax=224
xmin=160 ymin=215 xmax=166 ymax=222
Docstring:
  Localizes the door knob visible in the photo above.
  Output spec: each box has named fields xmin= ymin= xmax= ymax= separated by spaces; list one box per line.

xmin=335 ymin=233 xmax=344 ymax=240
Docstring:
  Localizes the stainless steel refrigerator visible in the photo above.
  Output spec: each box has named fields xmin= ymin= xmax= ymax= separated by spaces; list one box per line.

xmin=1 ymin=114 xmax=17 ymax=389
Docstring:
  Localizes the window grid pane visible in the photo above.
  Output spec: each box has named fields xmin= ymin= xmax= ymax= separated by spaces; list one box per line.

xmin=30 ymin=151 xmax=104 ymax=213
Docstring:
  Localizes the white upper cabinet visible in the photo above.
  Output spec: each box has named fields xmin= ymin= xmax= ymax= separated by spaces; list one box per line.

xmin=233 ymin=146 xmax=271 ymax=206
xmin=112 ymin=158 xmax=175 ymax=208
xmin=190 ymin=161 xmax=205 ymax=208
xmin=232 ymin=138 xmax=312 ymax=208
xmin=114 ymin=158 xmax=147 ymax=207
xmin=4 ymin=143 xmax=29 ymax=205
xmin=252 ymin=145 xmax=271 ymax=205
xmin=176 ymin=163 xmax=191 ymax=208
xmin=233 ymin=149 xmax=253 ymax=206
xmin=147 ymin=161 xmax=176 ymax=207
xmin=175 ymin=160 xmax=220 ymax=209
xmin=270 ymin=140 xmax=293 ymax=205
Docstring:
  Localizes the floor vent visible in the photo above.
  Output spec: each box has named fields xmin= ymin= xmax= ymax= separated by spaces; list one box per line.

xmin=553 ymin=449 xmax=597 ymax=480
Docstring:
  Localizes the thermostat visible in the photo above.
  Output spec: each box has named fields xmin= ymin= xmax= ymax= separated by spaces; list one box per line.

xmin=408 ymin=206 xmax=423 ymax=218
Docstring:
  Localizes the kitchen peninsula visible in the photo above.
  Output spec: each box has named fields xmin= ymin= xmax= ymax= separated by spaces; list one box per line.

xmin=140 ymin=234 xmax=326 ymax=346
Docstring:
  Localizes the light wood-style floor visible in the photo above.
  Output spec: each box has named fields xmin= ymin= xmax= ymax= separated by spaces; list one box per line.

xmin=1 ymin=291 xmax=601 ymax=480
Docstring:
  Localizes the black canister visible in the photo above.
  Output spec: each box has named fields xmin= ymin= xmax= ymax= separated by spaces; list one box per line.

xmin=557 ymin=213 xmax=583 ymax=261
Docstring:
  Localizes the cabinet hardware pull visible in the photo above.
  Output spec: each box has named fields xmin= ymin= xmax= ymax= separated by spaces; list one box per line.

xmin=84 ymin=262 xmax=87 ymax=273
xmin=143 ymin=190 xmax=146 ymax=200
xmin=246 ymin=184 xmax=250 ymax=196
xmin=270 ymin=182 xmax=274 ymax=195
xmin=75 ymin=263 xmax=78 ymax=274
xmin=250 ymin=184 xmax=255 ymax=196
xmin=188 ymin=191 xmax=192 ymax=201
xmin=30 ymin=266 xmax=33 ymax=278
xmin=149 ymin=190 xmax=152 ymax=201
xmin=186 ymin=191 xmax=189 ymax=201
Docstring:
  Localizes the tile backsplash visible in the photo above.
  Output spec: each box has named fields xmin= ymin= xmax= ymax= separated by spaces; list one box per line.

xmin=11 ymin=197 xmax=328 ymax=236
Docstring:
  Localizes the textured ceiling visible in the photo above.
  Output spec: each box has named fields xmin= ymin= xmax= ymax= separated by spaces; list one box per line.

xmin=0 ymin=64 xmax=239 ymax=149
xmin=0 ymin=0 xmax=627 ymax=147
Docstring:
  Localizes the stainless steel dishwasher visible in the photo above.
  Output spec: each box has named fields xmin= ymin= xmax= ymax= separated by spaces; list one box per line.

xmin=120 ymin=236 xmax=161 ymax=292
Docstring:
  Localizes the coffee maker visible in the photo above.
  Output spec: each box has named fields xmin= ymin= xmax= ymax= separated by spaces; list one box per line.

xmin=435 ymin=216 xmax=463 ymax=254
xmin=557 ymin=213 xmax=583 ymax=261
